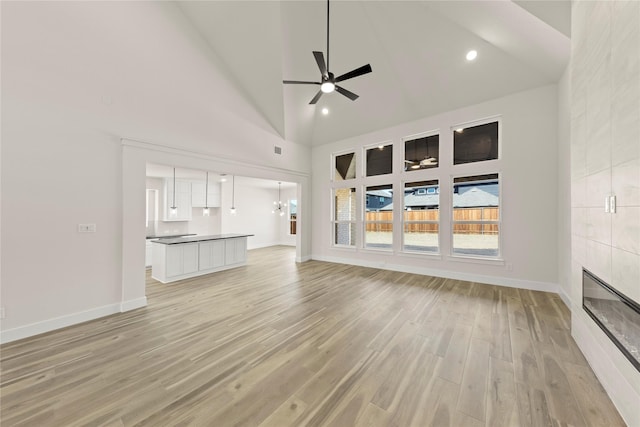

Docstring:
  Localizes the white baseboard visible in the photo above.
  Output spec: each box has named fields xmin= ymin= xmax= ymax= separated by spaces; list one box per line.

xmin=120 ymin=297 xmax=148 ymax=312
xmin=1 ymin=303 xmax=120 ymax=344
xmin=311 ymin=254 xmax=559 ymax=294
xmin=1 ymin=297 xmax=148 ymax=344
xmin=248 ymin=241 xmax=282 ymax=250
xmin=297 ymin=255 xmax=312 ymax=262
xmin=557 ymin=287 xmax=572 ymax=309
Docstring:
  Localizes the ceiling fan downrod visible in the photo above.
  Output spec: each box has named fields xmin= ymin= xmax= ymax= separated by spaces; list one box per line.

xmin=282 ymin=0 xmax=373 ymax=105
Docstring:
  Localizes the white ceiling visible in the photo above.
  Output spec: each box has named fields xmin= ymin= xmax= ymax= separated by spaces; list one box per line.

xmin=177 ymin=0 xmax=570 ymax=147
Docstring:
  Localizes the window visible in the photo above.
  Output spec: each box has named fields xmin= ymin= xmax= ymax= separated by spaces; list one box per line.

xmin=453 ymin=121 xmax=498 ymax=165
xmin=404 ymin=134 xmax=439 ymax=171
xmin=333 ymin=188 xmax=356 ymax=246
xmin=366 ymin=144 xmax=393 ymax=177
xmin=365 ymin=185 xmax=393 ymax=249
xmin=452 ymin=174 xmax=500 ymax=257
xmin=403 ymin=180 xmax=439 ymax=253
xmin=289 ymin=199 xmax=297 ymax=235
xmin=335 ymin=152 xmax=356 ymax=181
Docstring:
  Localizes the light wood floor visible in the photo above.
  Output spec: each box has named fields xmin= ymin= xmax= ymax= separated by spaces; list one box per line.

xmin=1 ymin=246 xmax=625 ymax=426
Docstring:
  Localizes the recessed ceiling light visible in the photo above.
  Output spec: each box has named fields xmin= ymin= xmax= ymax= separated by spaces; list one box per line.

xmin=321 ymin=107 xmax=329 ymax=115
xmin=466 ymin=50 xmax=477 ymax=61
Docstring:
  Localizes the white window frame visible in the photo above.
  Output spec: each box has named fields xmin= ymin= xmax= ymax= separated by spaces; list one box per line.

xmin=363 ymin=141 xmax=393 ymax=178
xmin=332 ymin=149 xmax=357 ymax=182
xmin=450 ymin=116 xmax=502 ymax=165
xmin=450 ymin=173 xmax=502 ymax=260
xmin=288 ymin=199 xmax=297 ymax=236
xmin=363 ymin=184 xmax=394 ymax=251
xmin=332 ymin=187 xmax=357 ymax=248
xmin=402 ymin=180 xmax=440 ymax=254
xmin=402 ymin=129 xmax=440 ymax=173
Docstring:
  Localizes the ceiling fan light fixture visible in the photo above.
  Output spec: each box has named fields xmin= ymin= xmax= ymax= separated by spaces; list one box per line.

xmin=321 ymin=81 xmax=335 ymax=93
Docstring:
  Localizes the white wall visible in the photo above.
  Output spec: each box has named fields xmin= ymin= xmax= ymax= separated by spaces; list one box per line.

xmin=557 ymin=67 xmax=572 ymax=307
xmin=570 ymin=1 xmax=640 ymax=425
xmin=1 ymin=2 xmax=311 ymax=342
xmin=145 ymin=177 xmax=223 ymax=237
xmin=311 ymin=85 xmax=560 ymax=291
xmin=219 ymin=178 xmax=282 ymax=250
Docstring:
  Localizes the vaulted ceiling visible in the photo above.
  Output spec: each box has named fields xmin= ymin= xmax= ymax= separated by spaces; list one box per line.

xmin=177 ymin=1 xmax=570 ymax=147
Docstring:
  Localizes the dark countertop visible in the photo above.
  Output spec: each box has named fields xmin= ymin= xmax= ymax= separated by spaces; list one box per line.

xmin=146 ymin=233 xmax=197 ymax=240
xmin=151 ymin=233 xmax=254 ymax=245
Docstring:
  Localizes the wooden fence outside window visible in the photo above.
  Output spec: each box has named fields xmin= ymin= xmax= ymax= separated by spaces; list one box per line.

xmin=365 ymin=207 xmax=498 ymax=233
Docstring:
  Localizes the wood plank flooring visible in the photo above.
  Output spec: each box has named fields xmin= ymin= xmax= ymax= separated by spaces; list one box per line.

xmin=0 ymin=246 xmax=625 ymax=426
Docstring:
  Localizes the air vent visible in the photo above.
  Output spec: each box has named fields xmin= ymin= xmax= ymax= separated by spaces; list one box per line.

xmin=274 ymin=146 xmax=282 ymax=155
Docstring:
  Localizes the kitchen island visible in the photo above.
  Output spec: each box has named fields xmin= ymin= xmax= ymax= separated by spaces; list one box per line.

xmin=152 ymin=234 xmax=253 ymax=284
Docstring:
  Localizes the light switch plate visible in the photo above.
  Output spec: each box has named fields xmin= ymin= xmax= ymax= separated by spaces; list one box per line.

xmin=609 ymin=195 xmax=616 ymax=213
xmin=78 ymin=223 xmax=97 ymax=233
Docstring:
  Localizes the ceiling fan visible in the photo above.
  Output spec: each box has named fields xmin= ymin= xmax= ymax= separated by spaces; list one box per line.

xmin=283 ymin=0 xmax=372 ymax=105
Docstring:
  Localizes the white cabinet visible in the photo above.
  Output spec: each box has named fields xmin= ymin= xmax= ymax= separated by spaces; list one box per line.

xmin=163 ymin=178 xmax=192 ymax=221
xmin=145 ymin=241 xmax=153 ymax=267
xmin=199 ymin=240 xmax=225 ymax=270
xmin=151 ymin=235 xmax=250 ymax=284
xmin=191 ymin=181 xmax=221 ymax=208
xmin=164 ymin=243 xmax=199 ymax=277
xmin=225 ymin=237 xmax=247 ymax=265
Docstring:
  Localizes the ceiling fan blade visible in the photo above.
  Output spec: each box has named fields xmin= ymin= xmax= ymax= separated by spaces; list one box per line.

xmin=283 ymin=80 xmax=321 ymax=85
xmin=335 ymin=64 xmax=372 ymax=83
xmin=335 ymin=85 xmax=359 ymax=101
xmin=309 ymin=90 xmax=324 ymax=105
xmin=313 ymin=51 xmax=328 ymax=78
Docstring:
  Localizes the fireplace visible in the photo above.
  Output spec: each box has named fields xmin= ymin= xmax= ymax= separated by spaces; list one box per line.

xmin=583 ymin=269 xmax=640 ymax=371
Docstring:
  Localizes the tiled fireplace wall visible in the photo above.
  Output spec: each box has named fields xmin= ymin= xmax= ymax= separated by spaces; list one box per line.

xmin=570 ymin=1 xmax=640 ymax=425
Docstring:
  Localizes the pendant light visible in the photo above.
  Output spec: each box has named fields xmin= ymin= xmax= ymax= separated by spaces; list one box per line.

xmin=169 ymin=167 xmax=178 ymax=217
xmin=230 ymin=175 xmax=237 ymax=215
xmin=203 ymin=171 xmax=210 ymax=217
xmin=272 ymin=182 xmax=287 ymax=216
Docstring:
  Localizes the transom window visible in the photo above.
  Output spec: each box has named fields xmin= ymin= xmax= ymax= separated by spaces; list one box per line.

xmin=335 ymin=152 xmax=356 ymax=181
xmin=366 ymin=144 xmax=393 ymax=177
xmin=453 ymin=121 xmax=498 ymax=165
xmin=404 ymin=133 xmax=439 ymax=171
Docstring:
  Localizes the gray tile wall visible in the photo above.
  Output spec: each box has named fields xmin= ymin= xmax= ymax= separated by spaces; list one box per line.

xmin=571 ymin=0 xmax=640 ymax=305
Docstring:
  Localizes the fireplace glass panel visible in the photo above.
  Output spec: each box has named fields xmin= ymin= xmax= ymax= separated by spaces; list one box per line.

xmin=583 ymin=269 xmax=640 ymax=371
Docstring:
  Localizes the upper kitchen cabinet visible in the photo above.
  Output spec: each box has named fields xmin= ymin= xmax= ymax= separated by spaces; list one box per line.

xmin=191 ymin=181 xmax=221 ymax=208
xmin=163 ymin=178 xmax=192 ymax=221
